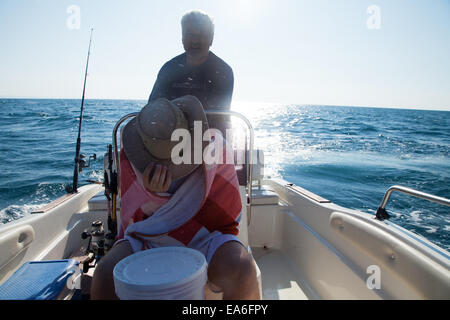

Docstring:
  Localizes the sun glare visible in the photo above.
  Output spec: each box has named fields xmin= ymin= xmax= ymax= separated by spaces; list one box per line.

xmin=220 ymin=0 xmax=267 ymax=23
xmin=238 ymin=0 xmax=257 ymax=16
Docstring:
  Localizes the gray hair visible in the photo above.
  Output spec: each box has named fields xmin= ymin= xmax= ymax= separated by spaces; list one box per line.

xmin=181 ymin=10 xmax=215 ymax=39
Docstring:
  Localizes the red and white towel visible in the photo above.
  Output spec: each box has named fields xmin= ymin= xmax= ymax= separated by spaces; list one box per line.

xmin=117 ymin=133 xmax=243 ymax=262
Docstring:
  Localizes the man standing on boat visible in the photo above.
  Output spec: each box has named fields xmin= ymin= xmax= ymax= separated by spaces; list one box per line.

xmin=148 ymin=10 xmax=233 ymax=138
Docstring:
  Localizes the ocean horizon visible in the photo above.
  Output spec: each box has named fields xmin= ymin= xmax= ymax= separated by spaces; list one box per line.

xmin=1 ymin=98 xmax=448 ymax=112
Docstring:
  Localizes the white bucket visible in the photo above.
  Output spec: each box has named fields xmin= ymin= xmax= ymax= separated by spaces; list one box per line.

xmin=113 ymin=246 xmax=207 ymax=300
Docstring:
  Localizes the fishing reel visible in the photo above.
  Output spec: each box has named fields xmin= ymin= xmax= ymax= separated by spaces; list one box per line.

xmin=78 ymin=153 xmax=97 ymax=173
xmin=81 ymin=220 xmax=113 ymax=273
xmin=65 ymin=152 xmax=97 ymax=194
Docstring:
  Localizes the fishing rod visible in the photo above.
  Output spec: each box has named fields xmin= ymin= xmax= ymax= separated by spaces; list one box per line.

xmin=68 ymin=28 xmax=95 ymax=194
xmin=105 ymin=144 xmax=118 ymax=241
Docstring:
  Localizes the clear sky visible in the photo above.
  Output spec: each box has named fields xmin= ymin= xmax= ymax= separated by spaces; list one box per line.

xmin=0 ymin=0 xmax=449 ymax=110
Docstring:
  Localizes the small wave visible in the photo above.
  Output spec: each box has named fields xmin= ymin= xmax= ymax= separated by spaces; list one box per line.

xmin=361 ymin=125 xmax=378 ymax=133
xmin=424 ymin=226 xmax=438 ymax=234
xmin=0 ymin=204 xmax=41 ymax=224
xmin=387 ymin=210 xmax=403 ymax=218
xmin=409 ymin=210 xmax=423 ymax=222
xmin=87 ymin=170 xmax=104 ymax=181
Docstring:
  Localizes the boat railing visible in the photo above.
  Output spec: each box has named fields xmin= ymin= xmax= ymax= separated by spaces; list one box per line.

xmin=112 ymin=110 xmax=255 ymax=225
xmin=375 ymin=185 xmax=450 ymax=220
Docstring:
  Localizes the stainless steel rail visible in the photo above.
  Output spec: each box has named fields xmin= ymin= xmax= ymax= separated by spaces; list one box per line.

xmin=112 ymin=110 xmax=255 ymax=225
xmin=206 ymin=111 xmax=255 ymax=225
xmin=112 ymin=112 xmax=138 ymax=180
xmin=376 ymin=185 xmax=450 ymax=220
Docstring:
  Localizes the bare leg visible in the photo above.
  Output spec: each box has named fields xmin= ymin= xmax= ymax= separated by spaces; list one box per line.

xmin=90 ymin=240 xmax=134 ymax=300
xmin=207 ymin=241 xmax=260 ymax=300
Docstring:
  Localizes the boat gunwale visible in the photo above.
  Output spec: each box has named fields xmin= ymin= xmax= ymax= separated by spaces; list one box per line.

xmin=262 ymin=177 xmax=450 ymax=265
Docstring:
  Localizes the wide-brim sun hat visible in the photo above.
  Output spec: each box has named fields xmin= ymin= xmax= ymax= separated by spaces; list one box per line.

xmin=122 ymin=95 xmax=210 ymax=180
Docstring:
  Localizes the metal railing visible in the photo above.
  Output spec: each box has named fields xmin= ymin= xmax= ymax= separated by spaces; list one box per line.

xmin=376 ymin=185 xmax=450 ymax=220
xmin=112 ymin=110 xmax=255 ymax=225
xmin=112 ymin=112 xmax=138 ymax=178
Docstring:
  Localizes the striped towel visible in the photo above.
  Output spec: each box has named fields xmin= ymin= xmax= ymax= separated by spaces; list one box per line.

xmin=117 ymin=133 xmax=243 ymax=257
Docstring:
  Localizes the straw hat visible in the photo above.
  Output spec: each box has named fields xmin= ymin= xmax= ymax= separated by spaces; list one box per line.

xmin=122 ymin=95 xmax=209 ymax=180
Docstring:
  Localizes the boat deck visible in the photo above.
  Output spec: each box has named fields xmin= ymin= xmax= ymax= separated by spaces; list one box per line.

xmin=251 ymin=247 xmax=310 ymax=300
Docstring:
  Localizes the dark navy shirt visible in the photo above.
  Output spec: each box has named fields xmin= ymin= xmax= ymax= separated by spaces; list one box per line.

xmin=148 ymin=52 xmax=234 ymax=135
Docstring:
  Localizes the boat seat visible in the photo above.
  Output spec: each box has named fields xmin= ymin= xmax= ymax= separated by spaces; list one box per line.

xmin=252 ymin=186 xmax=279 ymax=205
xmin=0 ymin=260 xmax=80 ymax=300
xmin=88 ymin=190 xmax=116 ymax=211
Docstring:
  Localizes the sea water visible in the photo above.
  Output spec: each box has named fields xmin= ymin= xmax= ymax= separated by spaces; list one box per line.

xmin=0 ymin=99 xmax=449 ymax=250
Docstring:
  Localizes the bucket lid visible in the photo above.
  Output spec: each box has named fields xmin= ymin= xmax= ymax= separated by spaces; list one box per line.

xmin=113 ymin=247 xmax=207 ymax=292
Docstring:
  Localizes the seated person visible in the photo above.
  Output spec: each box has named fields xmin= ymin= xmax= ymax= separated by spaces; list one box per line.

xmin=90 ymin=95 xmax=259 ymax=300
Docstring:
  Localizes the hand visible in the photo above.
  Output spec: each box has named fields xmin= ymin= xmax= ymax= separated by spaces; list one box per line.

xmin=142 ymin=164 xmax=172 ymax=193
